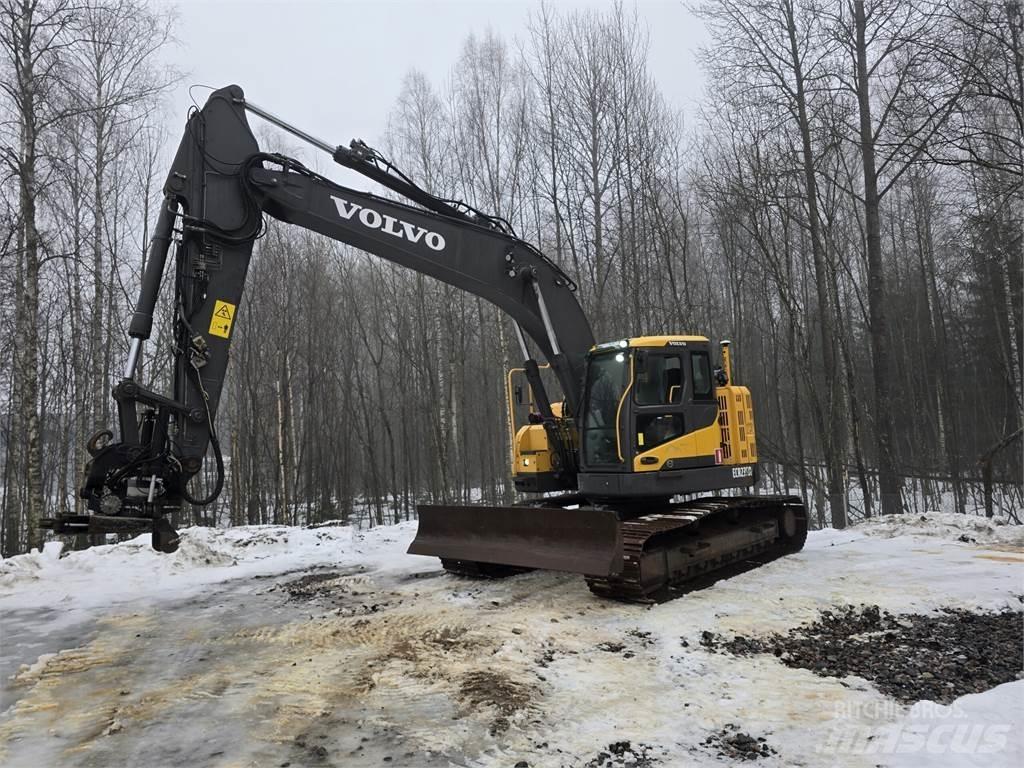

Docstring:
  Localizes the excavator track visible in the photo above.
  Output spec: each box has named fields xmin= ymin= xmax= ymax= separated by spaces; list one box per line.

xmin=585 ymin=495 xmax=807 ymax=602
xmin=411 ymin=494 xmax=807 ymax=603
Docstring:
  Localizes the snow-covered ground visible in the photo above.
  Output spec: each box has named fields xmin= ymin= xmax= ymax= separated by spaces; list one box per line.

xmin=1 ymin=513 xmax=1021 ymax=767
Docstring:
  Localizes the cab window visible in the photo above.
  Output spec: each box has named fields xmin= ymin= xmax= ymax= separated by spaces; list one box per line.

xmin=691 ymin=352 xmax=713 ymax=399
xmin=634 ymin=355 xmax=683 ymax=405
xmin=634 ymin=353 xmax=685 ymax=451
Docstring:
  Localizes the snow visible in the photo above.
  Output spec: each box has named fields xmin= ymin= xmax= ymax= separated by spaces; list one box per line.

xmin=0 ymin=523 xmax=416 ymax=633
xmin=1 ymin=512 xmax=1021 ymax=767
xmin=852 ymin=512 xmax=1024 ymax=546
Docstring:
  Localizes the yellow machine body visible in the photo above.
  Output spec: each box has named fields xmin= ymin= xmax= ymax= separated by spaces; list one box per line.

xmin=513 ymin=423 xmax=556 ymax=475
xmin=508 ymin=336 xmax=758 ymax=497
xmin=716 ymin=385 xmax=757 ymax=465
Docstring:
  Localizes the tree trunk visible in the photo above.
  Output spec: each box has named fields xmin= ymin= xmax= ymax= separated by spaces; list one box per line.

xmin=12 ymin=0 xmax=44 ymax=550
xmin=854 ymin=0 xmax=902 ymax=515
xmin=784 ymin=0 xmax=847 ymax=527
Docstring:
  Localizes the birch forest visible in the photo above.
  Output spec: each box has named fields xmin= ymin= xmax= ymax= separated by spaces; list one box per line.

xmin=1 ymin=0 xmax=1021 ymax=555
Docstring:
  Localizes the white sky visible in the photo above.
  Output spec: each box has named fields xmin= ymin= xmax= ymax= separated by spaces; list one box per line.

xmin=159 ymin=0 xmax=709 ymax=181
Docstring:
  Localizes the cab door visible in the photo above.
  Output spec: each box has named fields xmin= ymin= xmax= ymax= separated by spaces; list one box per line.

xmin=580 ymin=349 xmax=632 ymax=470
xmin=632 ymin=347 xmax=719 ymax=467
xmin=632 ymin=350 xmax=688 ymax=459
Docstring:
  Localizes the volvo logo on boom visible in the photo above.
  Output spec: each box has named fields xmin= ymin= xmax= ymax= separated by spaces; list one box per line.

xmin=330 ymin=195 xmax=446 ymax=252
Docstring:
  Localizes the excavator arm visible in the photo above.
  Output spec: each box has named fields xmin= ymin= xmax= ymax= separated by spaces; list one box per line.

xmin=41 ymin=84 xmax=593 ymax=551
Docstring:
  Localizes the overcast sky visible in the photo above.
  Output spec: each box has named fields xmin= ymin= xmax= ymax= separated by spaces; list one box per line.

xmin=161 ymin=0 xmax=709 ymax=185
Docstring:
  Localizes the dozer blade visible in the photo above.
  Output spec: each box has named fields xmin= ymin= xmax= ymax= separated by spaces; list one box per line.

xmin=408 ymin=504 xmax=623 ymax=576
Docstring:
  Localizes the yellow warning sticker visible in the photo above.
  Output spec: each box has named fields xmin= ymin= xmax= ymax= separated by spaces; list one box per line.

xmin=208 ymin=300 xmax=236 ymax=339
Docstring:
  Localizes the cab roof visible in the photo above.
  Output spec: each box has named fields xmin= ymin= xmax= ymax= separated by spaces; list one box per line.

xmin=590 ymin=335 xmax=710 ymax=353
xmin=629 ymin=335 xmax=709 ymax=347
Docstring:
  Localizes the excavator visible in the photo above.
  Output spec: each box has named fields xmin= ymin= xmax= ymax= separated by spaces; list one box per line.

xmin=40 ymin=86 xmax=807 ymax=602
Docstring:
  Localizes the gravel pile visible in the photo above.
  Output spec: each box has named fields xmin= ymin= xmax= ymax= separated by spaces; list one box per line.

xmin=699 ymin=604 xmax=1023 ymax=704
xmin=281 ymin=570 xmax=348 ymax=599
xmin=701 ymin=725 xmax=776 ymax=761
xmin=584 ymin=740 xmax=660 ymax=767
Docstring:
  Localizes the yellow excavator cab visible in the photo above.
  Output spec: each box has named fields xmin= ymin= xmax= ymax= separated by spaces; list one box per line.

xmin=419 ymin=335 xmax=804 ymax=599
xmin=509 ymin=336 xmax=759 ymax=497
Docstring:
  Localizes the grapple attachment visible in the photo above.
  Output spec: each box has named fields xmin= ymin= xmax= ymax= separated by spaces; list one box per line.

xmin=408 ymin=504 xmax=623 ymax=576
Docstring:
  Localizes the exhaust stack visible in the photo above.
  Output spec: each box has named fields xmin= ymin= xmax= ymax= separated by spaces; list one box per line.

xmin=720 ymin=339 xmax=733 ymax=385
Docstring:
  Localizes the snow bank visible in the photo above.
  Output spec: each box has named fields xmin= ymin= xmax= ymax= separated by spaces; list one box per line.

xmin=0 ymin=523 xmax=425 ymax=631
xmin=1 ymin=525 xmax=313 ymax=590
xmin=852 ymin=512 xmax=1024 ymax=546
xmin=2 ymin=511 xmax=1020 ymax=631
